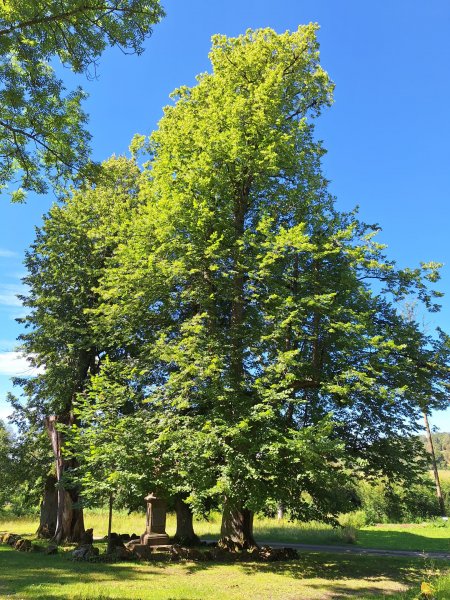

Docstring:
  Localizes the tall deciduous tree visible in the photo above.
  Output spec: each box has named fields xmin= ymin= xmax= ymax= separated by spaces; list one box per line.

xmin=0 ymin=420 xmax=15 ymax=509
xmin=95 ymin=26 xmax=449 ymax=548
xmin=18 ymin=156 xmax=143 ymax=542
xmin=0 ymin=1 xmax=164 ymax=200
xmin=66 ymin=358 xmax=151 ymax=548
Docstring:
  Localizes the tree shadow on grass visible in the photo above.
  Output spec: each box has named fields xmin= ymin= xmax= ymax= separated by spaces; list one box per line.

xmin=182 ymin=551 xmax=430 ymax=597
xmin=0 ymin=546 xmax=169 ymax=599
xmin=0 ymin=545 xmax=436 ymax=600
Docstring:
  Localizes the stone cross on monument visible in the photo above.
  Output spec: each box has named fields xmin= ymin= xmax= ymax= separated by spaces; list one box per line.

xmin=140 ymin=493 xmax=170 ymax=546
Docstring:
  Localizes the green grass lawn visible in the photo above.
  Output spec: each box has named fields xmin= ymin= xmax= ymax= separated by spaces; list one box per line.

xmin=2 ymin=512 xmax=450 ymax=598
xmin=357 ymin=522 xmax=450 ymax=553
xmin=2 ymin=511 xmax=450 ymax=553
xmin=0 ymin=542 xmax=441 ymax=600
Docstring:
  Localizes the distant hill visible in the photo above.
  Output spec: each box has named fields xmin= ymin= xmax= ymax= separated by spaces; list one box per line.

xmin=422 ymin=432 xmax=450 ymax=469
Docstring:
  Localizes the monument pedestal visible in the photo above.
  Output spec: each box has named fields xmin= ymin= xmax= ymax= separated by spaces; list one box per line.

xmin=140 ymin=493 xmax=170 ymax=547
xmin=141 ymin=532 xmax=170 ymax=546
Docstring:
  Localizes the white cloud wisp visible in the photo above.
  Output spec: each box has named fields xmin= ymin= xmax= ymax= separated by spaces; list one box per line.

xmin=0 ymin=352 xmax=44 ymax=377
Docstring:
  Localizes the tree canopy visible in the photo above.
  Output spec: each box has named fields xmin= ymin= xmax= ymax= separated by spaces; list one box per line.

xmin=91 ymin=26 xmax=450 ymax=546
xmin=14 ymin=25 xmax=450 ymax=549
xmin=16 ymin=155 xmax=144 ymax=541
xmin=0 ymin=0 xmax=164 ymax=200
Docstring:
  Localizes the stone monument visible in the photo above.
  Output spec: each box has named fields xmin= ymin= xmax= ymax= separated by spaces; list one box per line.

xmin=140 ymin=493 xmax=170 ymax=546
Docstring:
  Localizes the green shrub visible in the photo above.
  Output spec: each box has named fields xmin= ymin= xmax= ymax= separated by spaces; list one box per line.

xmin=339 ymin=510 xmax=367 ymax=529
xmin=355 ymin=478 xmax=441 ymax=524
xmin=337 ymin=526 xmax=358 ymax=544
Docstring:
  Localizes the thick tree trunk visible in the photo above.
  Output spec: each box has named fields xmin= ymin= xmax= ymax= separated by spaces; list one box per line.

xmin=53 ymin=488 xmax=85 ymax=544
xmin=36 ymin=474 xmax=58 ymax=538
xmin=173 ymin=496 xmax=199 ymax=546
xmin=219 ymin=501 xmax=257 ymax=550
xmin=46 ymin=415 xmax=85 ymax=544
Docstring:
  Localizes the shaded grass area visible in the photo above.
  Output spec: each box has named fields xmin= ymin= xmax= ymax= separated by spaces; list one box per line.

xmin=0 ymin=511 xmax=450 ymax=552
xmin=0 ymin=512 xmax=351 ymax=545
xmin=385 ymin=570 xmax=450 ymax=600
xmin=2 ymin=512 xmax=450 ymax=553
xmin=0 ymin=543 xmax=437 ymax=600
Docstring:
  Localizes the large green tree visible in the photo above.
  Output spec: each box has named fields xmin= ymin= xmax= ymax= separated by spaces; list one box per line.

xmin=0 ymin=419 xmax=15 ymax=509
xmin=0 ymin=0 xmax=164 ymax=200
xmin=66 ymin=358 xmax=151 ymax=547
xmin=18 ymin=155 xmax=143 ymax=542
xmin=94 ymin=26 xmax=449 ymax=548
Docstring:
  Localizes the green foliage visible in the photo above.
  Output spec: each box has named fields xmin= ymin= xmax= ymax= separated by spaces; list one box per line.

xmin=356 ymin=478 xmax=442 ymax=524
xmin=0 ymin=419 xmax=14 ymax=509
xmin=93 ymin=26 xmax=450 ymax=523
xmin=0 ymin=408 xmax=52 ymax=515
xmin=14 ymin=156 xmax=145 ymax=521
xmin=18 ymin=155 xmax=143 ymax=419
xmin=0 ymin=1 xmax=164 ymax=198
xmin=15 ymin=25 xmax=450 ymax=533
xmin=65 ymin=358 xmax=150 ymax=510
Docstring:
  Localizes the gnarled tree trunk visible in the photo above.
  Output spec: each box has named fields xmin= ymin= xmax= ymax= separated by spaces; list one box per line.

xmin=36 ymin=474 xmax=58 ymax=538
xmin=219 ymin=500 xmax=257 ymax=550
xmin=173 ymin=495 xmax=199 ymax=546
xmin=46 ymin=415 xmax=85 ymax=544
xmin=54 ymin=486 xmax=85 ymax=544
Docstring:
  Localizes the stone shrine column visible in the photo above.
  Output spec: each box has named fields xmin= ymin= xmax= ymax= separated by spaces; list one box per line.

xmin=140 ymin=493 xmax=170 ymax=546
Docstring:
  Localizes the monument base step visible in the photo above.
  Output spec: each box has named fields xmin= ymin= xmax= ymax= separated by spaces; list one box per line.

xmin=140 ymin=533 xmax=171 ymax=546
xmin=126 ymin=542 xmax=173 ymax=560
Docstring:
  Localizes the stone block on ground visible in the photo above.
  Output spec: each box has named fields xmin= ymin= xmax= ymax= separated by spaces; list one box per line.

xmin=255 ymin=545 xmax=299 ymax=562
xmin=104 ymin=534 xmax=134 ymax=561
xmin=4 ymin=533 xmax=20 ymax=546
xmin=79 ymin=528 xmax=94 ymax=544
xmin=14 ymin=538 xmax=32 ymax=552
xmin=71 ymin=543 xmax=99 ymax=561
xmin=169 ymin=545 xmax=209 ymax=562
xmin=126 ymin=543 xmax=154 ymax=561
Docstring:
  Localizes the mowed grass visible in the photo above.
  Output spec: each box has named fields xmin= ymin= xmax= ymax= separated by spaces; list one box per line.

xmin=0 ymin=511 xmax=349 ymax=544
xmin=358 ymin=522 xmax=450 ymax=553
xmin=0 ymin=542 xmax=439 ymax=600
xmin=2 ymin=512 xmax=450 ymax=599
xmin=2 ymin=511 xmax=450 ymax=552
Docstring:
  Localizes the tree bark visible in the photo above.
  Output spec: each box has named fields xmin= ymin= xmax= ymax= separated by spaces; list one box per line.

xmin=424 ymin=412 xmax=446 ymax=516
xmin=46 ymin=415 xmax=85 ymax=544
xmin=53 ymin=487 xmax=85 ymax=544
xmin=219 ymin=501 xmax=257 ymax=550
xmin=36 ymin=474 xmax=58 ymax=538
xmin=173 ymin=496 xmax=199 ymax=546
xmin=277 ymin=503 xmax=285 ymax=521
xmin=108 ymin=492 xmax=113 ymax=546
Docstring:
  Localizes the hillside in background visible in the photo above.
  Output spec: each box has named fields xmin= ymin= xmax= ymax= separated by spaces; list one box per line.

xmin=423 ymin=432 xmax=450 ymax=469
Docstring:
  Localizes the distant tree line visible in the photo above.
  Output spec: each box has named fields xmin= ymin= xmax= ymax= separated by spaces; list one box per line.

xmin=422 ymin=432 xmax=450 ymax=470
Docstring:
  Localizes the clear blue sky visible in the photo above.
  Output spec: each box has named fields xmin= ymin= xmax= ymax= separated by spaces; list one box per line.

xmin=1 ymin=0 xmax=450 ymax=431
